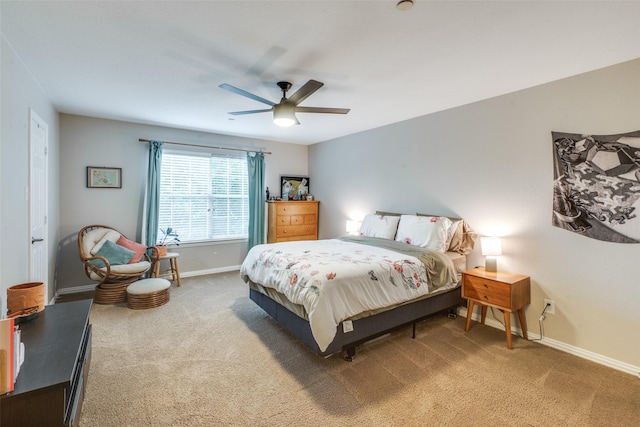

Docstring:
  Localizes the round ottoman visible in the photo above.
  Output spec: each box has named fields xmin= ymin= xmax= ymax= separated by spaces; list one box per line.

xmin=126 ymin=278 xmax=171 ymax=310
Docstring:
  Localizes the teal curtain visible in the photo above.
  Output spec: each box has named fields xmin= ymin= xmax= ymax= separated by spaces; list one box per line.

xmin=247 ymin=152 xmax=265 ymax=249
xmin=144 ymin=140 xmax=163 ymax=246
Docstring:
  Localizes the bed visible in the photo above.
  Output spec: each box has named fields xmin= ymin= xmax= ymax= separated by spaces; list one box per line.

xmin=240 ymin=213 xmax=476 ymax=360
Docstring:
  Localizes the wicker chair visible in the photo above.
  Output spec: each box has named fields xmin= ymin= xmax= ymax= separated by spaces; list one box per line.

xmin=78 ymin=225 xmax=159 ymax=290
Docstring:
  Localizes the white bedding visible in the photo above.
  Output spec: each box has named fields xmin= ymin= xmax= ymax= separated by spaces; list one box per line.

xmin=240 ymin=238 xmax=459 ymax=352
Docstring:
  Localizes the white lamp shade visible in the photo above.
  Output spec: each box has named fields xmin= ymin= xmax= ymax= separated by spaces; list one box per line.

xmin=481 ymin=237 xmax=502 ymax=256
xmin=346 ymin=220 xmax=361 ymax=234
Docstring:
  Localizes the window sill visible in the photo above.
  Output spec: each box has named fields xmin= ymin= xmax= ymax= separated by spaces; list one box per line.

xmin=162 ymin=239 xmax=247 ymax=249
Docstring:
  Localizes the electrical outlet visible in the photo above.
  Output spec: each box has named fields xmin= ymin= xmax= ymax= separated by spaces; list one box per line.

xmin=544 ymin=299 xmax=555 ymax=315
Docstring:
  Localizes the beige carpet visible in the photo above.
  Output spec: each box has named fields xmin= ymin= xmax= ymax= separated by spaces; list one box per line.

xmin=80 ymin=272 xmax=639 ymax=426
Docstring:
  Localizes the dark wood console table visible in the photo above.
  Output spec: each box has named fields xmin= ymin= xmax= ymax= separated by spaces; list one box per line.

xmin=0 ymin=299 xmax=93 ymax=427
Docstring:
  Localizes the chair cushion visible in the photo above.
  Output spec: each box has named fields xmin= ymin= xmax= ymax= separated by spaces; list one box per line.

xmin=117 ymin=236 xmax=148 ymax=263
xmin=127 ymin=278 xmax=171 ymax=295
xmin=88 ymin=260 xmax=151 ymax=280
xmin=88 ymin=240 xmax=136 ymax=268
xmin=84 ymin=228 xmax=121 ymax=256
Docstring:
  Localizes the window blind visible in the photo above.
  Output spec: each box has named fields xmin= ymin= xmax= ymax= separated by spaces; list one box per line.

xmin=158 ymin=150 xmax=248 ymax=243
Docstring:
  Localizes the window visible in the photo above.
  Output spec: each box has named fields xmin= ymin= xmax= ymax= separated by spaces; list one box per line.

xmin=158 ymin=149 xmax=248 ymax=243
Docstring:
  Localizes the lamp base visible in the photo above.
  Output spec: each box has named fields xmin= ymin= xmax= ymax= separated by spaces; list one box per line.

xmin=485 ymin=257 xmax=497 ymax=273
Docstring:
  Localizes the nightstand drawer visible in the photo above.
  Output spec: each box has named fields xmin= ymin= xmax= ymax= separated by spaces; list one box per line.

xmin=463 ymin=286 xmax=511 ymax=307
xmin=464 ymin=275 xmax=511 ymax=297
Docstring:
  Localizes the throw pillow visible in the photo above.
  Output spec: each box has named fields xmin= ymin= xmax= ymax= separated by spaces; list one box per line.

xmin=117 ymin=236 xmax=148 ymax=263
xmin=359 ymin=214 xmax=401 ymax=240
xmin=88 ymin=239 xmax=136 ymax=268
xmin=395 ymin=215 xmax=452 ymax=252
xmin=416 ymin=213 xmax=464 ymax=252
xmin=89 ymin=229 xmax=121 ymax=255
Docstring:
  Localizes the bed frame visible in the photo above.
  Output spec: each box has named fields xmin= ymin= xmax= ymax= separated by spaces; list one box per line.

xmin=249 ymin=285 xmax=465 ymax=361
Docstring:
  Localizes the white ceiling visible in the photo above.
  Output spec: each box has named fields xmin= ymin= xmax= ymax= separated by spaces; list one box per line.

xmin=2 ymin=1 xmax=640 ymax=145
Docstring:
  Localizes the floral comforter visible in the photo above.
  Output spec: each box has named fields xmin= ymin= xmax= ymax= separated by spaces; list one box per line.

xmin=240 ymin=236 xmax=459 ymax=352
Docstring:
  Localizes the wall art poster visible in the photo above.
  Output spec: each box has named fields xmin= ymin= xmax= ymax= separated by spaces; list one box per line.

xmin=551 ymin=130 xmax=640 ymax=243
xmin=87 ymin=166 xmax=122 ymax=188
xmin=280 ymin=176 xmax=309 ymax=200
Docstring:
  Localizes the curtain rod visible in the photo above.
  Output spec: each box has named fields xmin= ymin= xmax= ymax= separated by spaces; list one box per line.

xmin=138 ymin=138 xmax=271 ymax=155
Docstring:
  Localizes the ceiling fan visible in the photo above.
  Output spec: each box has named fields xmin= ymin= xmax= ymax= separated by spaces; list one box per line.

xmin=218 ymin=79 xmax=350 ymax=127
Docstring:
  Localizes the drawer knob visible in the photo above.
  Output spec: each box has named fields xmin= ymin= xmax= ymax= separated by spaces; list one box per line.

xmin=283 ymin=230 xmax=287 ymax=233
xmin=483 ymin=283 xmax=489 ymax=288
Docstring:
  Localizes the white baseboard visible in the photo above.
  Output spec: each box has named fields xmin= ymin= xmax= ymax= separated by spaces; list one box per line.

xmin=56 ymin=283 xmax=97 ymax=295
xmin=458 ymin=307 xmax=640 ymax=378
xmin=53 ymin=266 xmax=242 ymax=299
xmin=179 ymin=265 xmax=241 ymax=278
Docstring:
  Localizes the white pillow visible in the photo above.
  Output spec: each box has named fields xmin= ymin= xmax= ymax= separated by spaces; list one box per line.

xmin=446 ymin=219 xmax=463 ymax=251
xmin=90 ymin=229 xmax=122 ymax=255
xmin=395 ymin=215 xmax=452 ymax=252
xmin=359 ymin=214 xmax=401 ymax=239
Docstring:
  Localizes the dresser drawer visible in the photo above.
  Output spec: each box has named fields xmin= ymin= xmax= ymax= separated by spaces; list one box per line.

xmin=277 ymin=216 xmax=291 ymax=225
xmin=276 ymin=203 xmax=318 ymax=216
xmin=286 ymin=214 xmax=317 ymax=225
xmin=276 ymin=224 xmax=317 ymax=239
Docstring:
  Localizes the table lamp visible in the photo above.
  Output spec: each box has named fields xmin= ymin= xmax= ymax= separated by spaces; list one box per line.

xmin=481 ymin=236 xmax=502 ymax=272
xmin=346 ymin=220 xmax=361 ymax=235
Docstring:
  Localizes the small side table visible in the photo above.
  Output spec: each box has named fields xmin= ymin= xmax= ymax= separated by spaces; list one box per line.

xmin=153 ymin=252 xmax=182 ymax=287
xmin=462 ymin=267 xmax=530 ymax=349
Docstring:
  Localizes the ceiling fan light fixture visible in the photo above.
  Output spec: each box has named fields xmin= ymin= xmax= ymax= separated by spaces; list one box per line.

xmin=273 ymin=103 xmax=296 ymax=127
xmin=396 ymin=0 xmax=414 ymax=11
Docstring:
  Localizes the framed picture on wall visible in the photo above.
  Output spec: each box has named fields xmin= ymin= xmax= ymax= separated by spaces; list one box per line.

xmin=87 ymin=166 xmax=122 ymax=188
xmin=280 ymin=175 xmax=309 ymax=200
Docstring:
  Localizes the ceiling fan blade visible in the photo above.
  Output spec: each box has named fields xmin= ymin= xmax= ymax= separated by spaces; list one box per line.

xmin=295 ymin=106 xmax=350 ymax=114
xmin=219 ymin=83 xmax=275 ymax=106
xmin=229 ymin=109 xmax=273 ymax=116
xmin=287 ymin=80 xmax=324 ymax=105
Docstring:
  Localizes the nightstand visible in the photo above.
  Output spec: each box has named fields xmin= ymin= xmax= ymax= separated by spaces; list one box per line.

xmin=462 ymin=267 xmax=531 ymax=349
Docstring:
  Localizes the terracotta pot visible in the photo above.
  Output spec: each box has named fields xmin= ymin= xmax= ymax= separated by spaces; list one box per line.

xmin=158 ymin=245 xmax=167 ymax=256
xmin=7 ymin=281 xmax=45 ymax=315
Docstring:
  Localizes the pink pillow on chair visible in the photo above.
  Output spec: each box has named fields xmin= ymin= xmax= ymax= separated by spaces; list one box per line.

xmin=117 ymin=236 xmax=148 ymax=263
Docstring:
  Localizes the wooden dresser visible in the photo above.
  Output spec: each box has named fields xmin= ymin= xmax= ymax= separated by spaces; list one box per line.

xmin=0 ymin=299 xmax=93 ymax=427
xmin=267 ymin=200 xmax=319 ymax=243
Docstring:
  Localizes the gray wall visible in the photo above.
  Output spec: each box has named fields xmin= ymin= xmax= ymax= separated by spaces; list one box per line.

xmin=58 ymin=114 xmax=308 ymax=290
xmin=309 ymin=59 xmax=640 ymax=369
xmin=1 ymin=36 xmax=60 ymax=315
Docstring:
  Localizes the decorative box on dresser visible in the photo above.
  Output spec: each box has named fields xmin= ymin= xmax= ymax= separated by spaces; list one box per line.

xmin=462 ymin=267 xmax=530 ymax=349
xmin=267 ymin=200 xmax=319 ymax=243
xmin=1 ymin=299 xmax=93 ymax=427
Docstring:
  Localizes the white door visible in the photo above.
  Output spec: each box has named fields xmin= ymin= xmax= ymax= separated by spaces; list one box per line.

xmin=29 ymin=109 xmax=48 ymax=301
